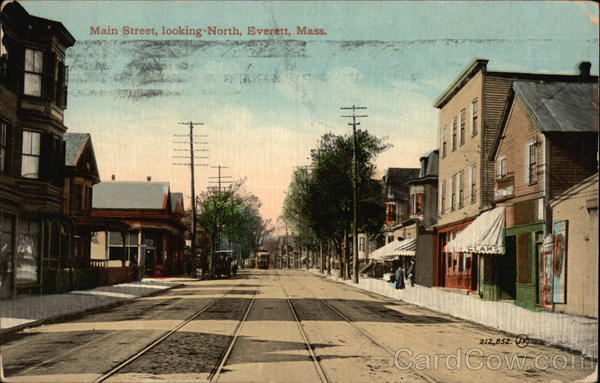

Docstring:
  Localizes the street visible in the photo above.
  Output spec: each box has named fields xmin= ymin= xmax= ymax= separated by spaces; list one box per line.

xmin=1 ymin=270 xmax=595 ymax=383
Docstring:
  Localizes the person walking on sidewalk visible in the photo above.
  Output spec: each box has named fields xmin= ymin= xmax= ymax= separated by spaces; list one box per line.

xmin=406 ymin=258 xmax=415 ymax=287
xmin=394 ymin=266 xmax=405 ymax=289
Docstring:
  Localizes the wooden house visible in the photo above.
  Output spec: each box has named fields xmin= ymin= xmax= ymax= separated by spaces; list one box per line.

xmin=490 ymin=80 xmax=598 ymax=310
xmin=433 ymin=59 xmax=597 ymax=295
xmin=90 ymin=181 xmax=186 ymax=277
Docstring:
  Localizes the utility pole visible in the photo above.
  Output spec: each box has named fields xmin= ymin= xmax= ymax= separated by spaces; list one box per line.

xmin=341 ymin=105 xmax=367 ymax=284
xmin=209 ymin=165 xmax=233 ymax=193
xmin=174 ymin=122 xmax=208 ymax=277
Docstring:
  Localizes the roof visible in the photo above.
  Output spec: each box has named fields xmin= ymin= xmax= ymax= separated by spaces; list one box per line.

xmin=434 ymin=59 xmax=598 ymax=109
xmin=170 ymin=192 xmax=184 ymax=214
xmin=491 ymin=81 xmax=599 ymax=159
xmin=64 ymin=133 xmax=100 ymax=181
xmin=383 ymin=168 xmax=420 ymax=200
xmin=513 ymin=81 xmax=598 ymax=133
xmin=434 ymin=59 xmax=488 ymax=108
xmin=92 ymin=182 xmax=171 ymax=210
xmin=3 ymin=2 xmax=75 ymax=47
xmin=64 ymin=133 xmax=89 ymax=166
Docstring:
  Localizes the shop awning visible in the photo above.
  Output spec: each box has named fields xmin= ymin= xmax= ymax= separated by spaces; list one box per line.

xmin=444 ymin=207 xmax=505 ymax=254
xmin=369 ymin=240 xmax=401 ymax=261
xmin=396 ymin=238 xmax=416 ymax=256
xmin=370 ymin=238 xmax=417 ymax=261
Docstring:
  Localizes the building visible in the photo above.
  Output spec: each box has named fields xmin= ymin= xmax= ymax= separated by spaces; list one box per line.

xmin=489 ymin=80 xmax=598 ymax=309
xmin=381 ymin=167 xmax=420 ymax=243
xmin=1 ymin=2 xmax=74 ymax=298
xmin=550 ymin=174 xmax=598 ymax=318
xmin=405 ymin=150 xmax=439 ymax=287
xmin=433 ymin=59 xmax=597 ymax=294
xmin=90 ymin=181 xmax=186 ymax=277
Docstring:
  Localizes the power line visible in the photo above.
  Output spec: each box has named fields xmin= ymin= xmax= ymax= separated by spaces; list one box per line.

xmin=173 ymin=121 xmax=208 ymax=277
xmin=341 ymin=105 xmax=368 ymax=284
xmin=208 ymin=165 xmax=233 ymax=194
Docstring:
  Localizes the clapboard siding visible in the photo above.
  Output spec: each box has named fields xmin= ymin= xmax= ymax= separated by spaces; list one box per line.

xmin=547 ymin=133 xmax=598 ymax=199
xmin=482 ymin=76 xmax=514 ymax=207
xmin=494 ymin=97 xmax=545 ymax=227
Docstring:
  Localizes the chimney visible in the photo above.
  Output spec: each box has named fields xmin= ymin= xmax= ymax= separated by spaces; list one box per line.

xmin=579 ymin=61 xmax=591 ymax=79
xmin=147 ymin=176 xmax=152 ymax=182
xmin=111 ymin=174 xmax=115 ymax=181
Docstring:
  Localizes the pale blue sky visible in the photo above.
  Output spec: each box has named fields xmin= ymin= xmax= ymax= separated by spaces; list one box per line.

xmin=22 ymin=1 xmax=599 ymax=227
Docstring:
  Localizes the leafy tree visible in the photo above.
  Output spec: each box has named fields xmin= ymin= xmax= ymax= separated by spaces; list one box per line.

xmin=196 ymin=180 xmax=273 ymax=278
xmin=282 ymin=129 xmax=388 ymax=277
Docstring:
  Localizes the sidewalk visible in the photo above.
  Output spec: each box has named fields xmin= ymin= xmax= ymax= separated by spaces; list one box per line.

xmin=308 ymin=269 xmax=598 ymax=359
xmin=0 ymin=278 xmax=185 ymax=335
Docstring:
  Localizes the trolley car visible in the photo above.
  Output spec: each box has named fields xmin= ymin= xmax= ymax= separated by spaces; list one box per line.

xmin=256 ymin=251 xmax=270 ymax=269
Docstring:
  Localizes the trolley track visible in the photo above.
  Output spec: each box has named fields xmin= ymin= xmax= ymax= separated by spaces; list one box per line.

xmin=290 ymin=273 xmax=439 ymax=383
xmin=276 ymin=272 xmax=331 ymax=383
xmin=91 ymin=284 xmax=251 ymax=383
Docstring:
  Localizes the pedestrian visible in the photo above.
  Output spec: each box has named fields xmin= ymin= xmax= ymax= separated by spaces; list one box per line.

xmin=406 ymin=258 xmax=415 ymax=287
xmin=394 ymin=265 xmax=405 ymax=289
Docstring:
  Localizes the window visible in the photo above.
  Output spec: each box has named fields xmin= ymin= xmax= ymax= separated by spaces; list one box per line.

xmin=459 ymin=109 xmax=466 ymax=146
xmin=21 ymin=130 xmax=41 ymax=179
xmin=359 ymin=237 xmax=365 ymax=252
xmin=470 ymin=165 xmax=477 ymax=204
xmin=451 ymin=175 xmax=457 ymax=211
xmin=412 ymin=193 xmax=423 ymax=215
xmin=441 ymin=126 xmax=447 ymax=158
xmin=0 ymin=121 xmax=8 ymax=173
xmin=71 ymin=184 xmax=83 ymax=212
xmin=108 ymin=231 xmax=139 ymax=262
xmin=54 ymin=61 xmax=69 ymax=108
xmin=458 ymin=171 xmax=464 ymax=209
xmin=441 ymin=180 xmax=446 ymax=215
xmin=526 ymin=142 xmax=537 ymax=185
xmin=416 ymin=193 xmax=423 ymax=215
xmin=385 ymin=203 xmax=396 ymax=224
xmin=451 ymin=118 xmax=457 ymax=151
xmin=24 ymin=48 xmax=43 ymax=97
xmin=471 ymin=99 xmax=478 ymax=136
xmin=497 ymin=157 xmax=507 ymax=179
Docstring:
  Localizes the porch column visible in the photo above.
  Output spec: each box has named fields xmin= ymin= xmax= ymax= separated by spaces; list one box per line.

xmin=121 ymin=231 xmax=127 ymax=267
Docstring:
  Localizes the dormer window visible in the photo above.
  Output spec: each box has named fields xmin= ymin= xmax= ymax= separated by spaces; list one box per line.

xmin=24 ymin=48 xmax=43 ymax=97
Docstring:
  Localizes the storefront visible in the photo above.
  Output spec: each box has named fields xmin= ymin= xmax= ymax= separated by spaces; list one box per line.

xmin=434 ymin=217 xmax=476 ymax=290
xmin=444 ymin=207 xmax=507 ymax=298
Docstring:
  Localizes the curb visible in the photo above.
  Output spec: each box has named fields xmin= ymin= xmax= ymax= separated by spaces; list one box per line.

xmin=0 ymin=282 xmax=183 ymax=336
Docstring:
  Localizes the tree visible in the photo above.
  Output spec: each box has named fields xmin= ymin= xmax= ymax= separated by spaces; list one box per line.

xmin=282 ymin=129 xmax=388 ymax=277
xmin=196 ymin=180 xmax=273 ymax=278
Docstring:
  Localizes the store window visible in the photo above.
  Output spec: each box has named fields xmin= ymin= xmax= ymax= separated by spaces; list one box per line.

xmin=16 ymin=219 xmax=40 ymax=284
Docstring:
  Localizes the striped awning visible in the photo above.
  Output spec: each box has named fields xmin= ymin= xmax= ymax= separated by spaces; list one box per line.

xmin=396 ymin=238 xmax=416 ymax=256
xmin=369 ymin=240 xmax=401 ymax=261
xmin=444 ymin=207 xmax=505 ymax=254
xmin=370 ymin=238 xmax=417 ymax=261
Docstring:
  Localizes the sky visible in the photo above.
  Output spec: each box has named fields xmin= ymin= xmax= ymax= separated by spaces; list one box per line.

xmin=21 ymin=0 xmax=599 ymax=233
